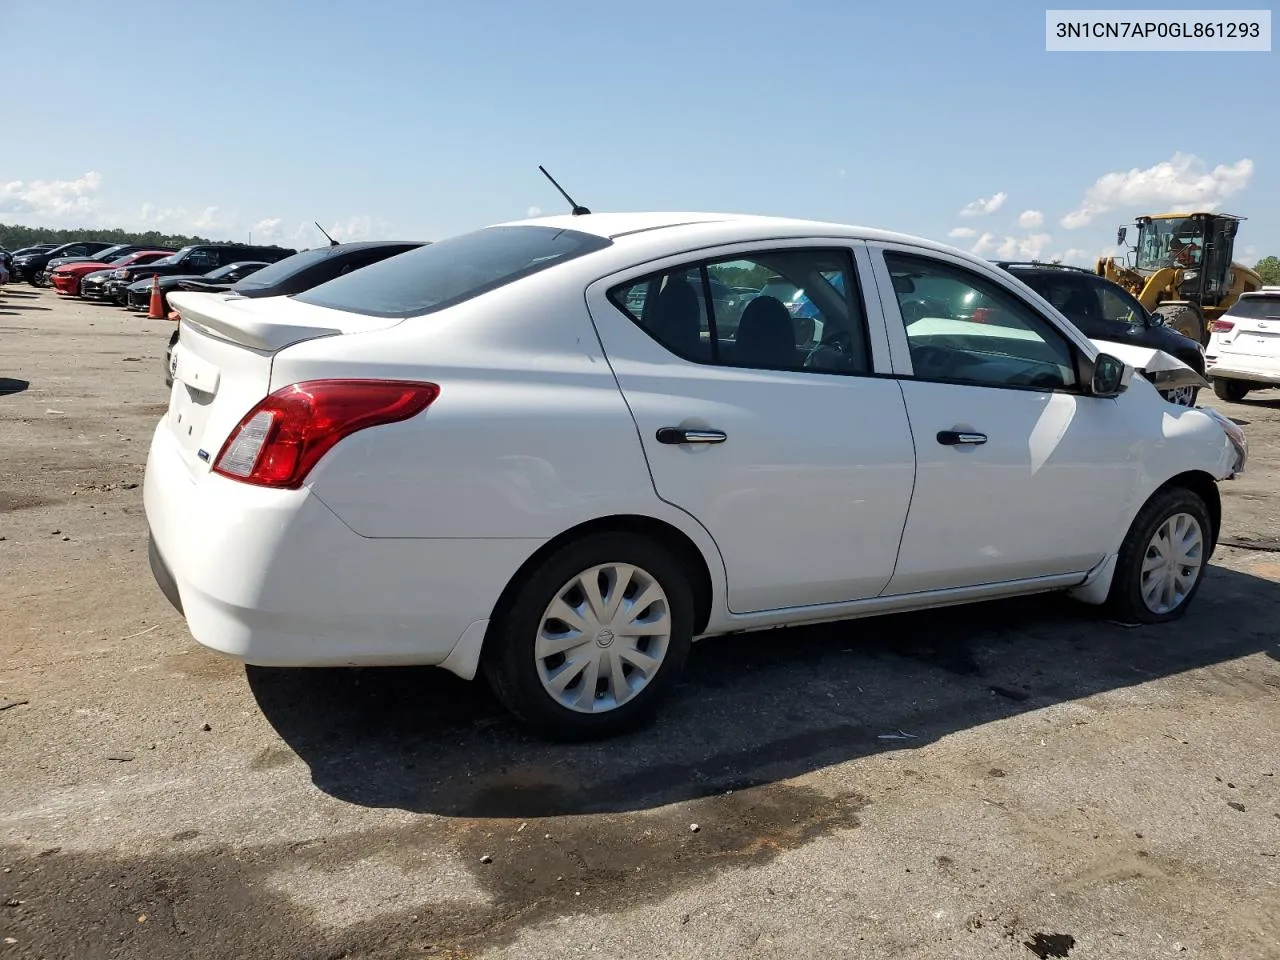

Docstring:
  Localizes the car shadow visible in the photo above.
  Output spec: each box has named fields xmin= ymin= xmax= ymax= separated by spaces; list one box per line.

xmin=0 ymin=303 xmax=51 ymax=312
xmin=0 ymin=378 xmax=30 ymax=396
xmin=247 ymin=564 xmax=1280 ymax=819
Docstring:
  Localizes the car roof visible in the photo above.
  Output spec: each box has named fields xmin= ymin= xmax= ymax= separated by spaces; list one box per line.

xmin=493 ymin=211 xmax=982 ymax=266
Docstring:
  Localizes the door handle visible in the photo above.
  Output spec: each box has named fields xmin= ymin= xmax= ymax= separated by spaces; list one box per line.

xmin=656 ymin=427 xmax=727 ymax=445
xmin=937 ymin=430 xmax=987 ymax=446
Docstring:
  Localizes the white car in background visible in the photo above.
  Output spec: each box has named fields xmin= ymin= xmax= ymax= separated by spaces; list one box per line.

xmin=1206 ymin=288 xmax=1280 ymax=402
xmin=145 ymin=212 xmax=1247 ymax=740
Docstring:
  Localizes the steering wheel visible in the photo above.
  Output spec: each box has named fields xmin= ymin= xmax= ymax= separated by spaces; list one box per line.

xmin=1007 ymin=370 xmax=1063 ymax=389
xmin=804 ymin=327 xmax=855 ymax=370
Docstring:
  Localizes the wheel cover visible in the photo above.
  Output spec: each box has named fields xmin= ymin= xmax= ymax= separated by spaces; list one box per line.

xmin=1160 ymin=385 xmax=1197 ymax=407
xmin=534 ymin=563 xmax=672 ymax=714
xmin=1140 ymin=512 xmax=1204 ymax=615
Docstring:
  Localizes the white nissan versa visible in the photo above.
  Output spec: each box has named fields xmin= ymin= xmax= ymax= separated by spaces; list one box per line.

xmin=145 ymin=212 xmax=1248 ymax=739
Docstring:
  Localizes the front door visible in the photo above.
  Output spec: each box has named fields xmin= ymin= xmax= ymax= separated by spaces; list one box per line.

xmin=869 ymin=245 xmax=1138 ymax=595
xmin=586 ymin=241 xmax=917 ymax=614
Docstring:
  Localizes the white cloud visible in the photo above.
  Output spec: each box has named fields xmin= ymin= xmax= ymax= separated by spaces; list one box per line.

xmin=193 ymin=206 xmax=225 ymax=230
xmin=971 ymin=231 xmax=1052 ymax=260
xmin=0 ymin=171 xmax=104 ymax=222
xmin=1053 ymin=247 xmax=1092 ymax=266
xmin=1061 ymin=152 xmax=1252 ymax=229
xmin=959 ymin=191 xmax=1007 ymax=218
xmin=250 ymin=217 xmax=285 ymax=243
xmin=970 ymin=232 xmax=998 ymax=255
xmin=526 ymin=205 xmax=543 ymax=218
xmin=323 ymin=215 xmax=375 ymax=242
xmin=1017 ymin=209 xmax=1044 ymax=229
xmin=948 ymin=226 xmax=977 ymax=239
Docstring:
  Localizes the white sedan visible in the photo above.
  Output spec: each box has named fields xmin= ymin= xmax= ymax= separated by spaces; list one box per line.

xmin=145 ymin=212 xmax=1248 ymax=740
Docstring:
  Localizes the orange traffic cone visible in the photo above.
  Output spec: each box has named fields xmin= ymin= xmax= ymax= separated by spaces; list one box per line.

xmin=147 ymin=274 xmax=164 ymax=319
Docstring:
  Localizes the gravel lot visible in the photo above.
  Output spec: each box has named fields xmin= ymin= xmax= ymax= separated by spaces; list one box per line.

xmin=1 ymin=284 xmax=1278 ymax=960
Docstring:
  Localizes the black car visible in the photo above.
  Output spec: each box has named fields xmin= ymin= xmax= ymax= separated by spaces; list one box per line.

xmin=43 ymin=243 xmax=177 ymax=278
xmin=103 ymin=241 xmax=297 ymax=304
xmin=12 ymin=240 xmax=116 ymax=284
xmin=125 ymin=261 xmax=269 ymax=312
xmin=163 ymin=241 xmax=424 ymax=386
xmin=996 ymin=261 xmax=1207 ymax=407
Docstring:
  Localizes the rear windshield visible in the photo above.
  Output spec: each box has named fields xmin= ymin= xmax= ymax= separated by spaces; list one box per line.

xmin=233 ymin=246 xmax=345 ymax=288
xmin=293 ymin=226 xmax=613 ymax=318
xmin=1228 ymin=296 xmax=1280 ymax=320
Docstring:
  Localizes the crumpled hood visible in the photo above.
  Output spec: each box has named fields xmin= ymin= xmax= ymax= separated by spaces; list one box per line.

xmin=1090 ymin=339 xmax=1210 ymax=391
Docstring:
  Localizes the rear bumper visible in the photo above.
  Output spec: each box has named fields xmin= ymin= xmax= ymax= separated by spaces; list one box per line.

xmin=142 ymin=421 xmax=539 ymax=668
xmin=1205 ymin=354 xmax=1280 ymax=385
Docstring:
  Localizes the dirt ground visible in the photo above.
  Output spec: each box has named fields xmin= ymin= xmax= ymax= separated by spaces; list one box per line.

xmin=1 ymin=284 xmax=1277 ymax=960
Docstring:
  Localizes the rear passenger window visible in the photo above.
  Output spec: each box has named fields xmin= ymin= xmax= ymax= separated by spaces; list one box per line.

xmin=608 ymin=249 xmax=870 ymax=374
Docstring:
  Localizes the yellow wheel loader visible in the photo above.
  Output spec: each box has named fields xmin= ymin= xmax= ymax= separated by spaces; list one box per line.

xmin=1095 ymin=212 xmax=1263 ymax=345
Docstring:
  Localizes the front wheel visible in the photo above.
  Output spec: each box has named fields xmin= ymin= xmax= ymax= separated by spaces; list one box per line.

xmin=1107 ymin=487 xmax=1211 ymax=624
xmin=1159 ymin=385 xmax=1199 ymax=407
xmin=483 ymin=532 xmax=695 ymax=741
xmin=1212 ymin=378 xmax=1250 ymax=403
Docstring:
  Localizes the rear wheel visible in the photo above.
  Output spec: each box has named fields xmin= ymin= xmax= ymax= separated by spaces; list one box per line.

xmin=1107 ymin=486 xmax=1211 ymax=624
xmin=483 ymin=532 xmax=694 ymax=741
xmin=1212 ymin=378 xmax=1250 ymax=402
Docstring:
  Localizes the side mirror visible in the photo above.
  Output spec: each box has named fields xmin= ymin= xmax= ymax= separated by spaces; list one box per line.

xmin=1090 ymin=352 xmax=1131 ymax=397
xmin=1116 ymin=226 xmax=1128 ymax=246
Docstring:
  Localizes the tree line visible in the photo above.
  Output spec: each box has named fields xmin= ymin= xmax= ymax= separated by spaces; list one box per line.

xmin=0 ymin=223 xmax=215 ymax=253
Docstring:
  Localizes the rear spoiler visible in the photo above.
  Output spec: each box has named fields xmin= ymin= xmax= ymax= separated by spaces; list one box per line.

xmin=167 ymin=291 xmax=345 ymax=353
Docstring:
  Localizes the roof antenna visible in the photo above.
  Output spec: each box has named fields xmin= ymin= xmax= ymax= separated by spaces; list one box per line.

xmin=314 ymin=221 xmax=339 ymax=246
xmin=538 ymin=165 xmax=590 ymax=216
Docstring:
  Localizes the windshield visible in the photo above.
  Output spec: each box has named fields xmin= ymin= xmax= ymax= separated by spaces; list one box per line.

xmin=1135 ymin=218 xmax=1204 ymax=271
xmin=294 ymin=226 xmax=613 ymax=318
xmin=1227 ymin=296 xmax=1280 ymax=320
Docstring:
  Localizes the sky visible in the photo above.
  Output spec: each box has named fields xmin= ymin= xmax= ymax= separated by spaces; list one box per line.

xmin=2 ymin=0 xmax=1276 ymax=266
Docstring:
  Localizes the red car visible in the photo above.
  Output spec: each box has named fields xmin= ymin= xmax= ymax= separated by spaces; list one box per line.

xmin=50 ymin=250 xmax=175 ymax=297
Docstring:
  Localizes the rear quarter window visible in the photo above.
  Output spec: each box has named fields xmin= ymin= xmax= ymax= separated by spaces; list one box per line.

xmin=293 ymin=226 xmax=612 ymax=318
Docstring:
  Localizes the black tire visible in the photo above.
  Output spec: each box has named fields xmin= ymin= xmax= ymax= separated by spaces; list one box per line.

xmin=1155 ymin=303 xmax=1206 ymax=346
xmin=483 ymin=532 xmax=695 ymax=741
xmin=1158 ymin=386 xmax=1199 ymax=408
xmin=1212 ymin=378 xmax=1250 ymax=403
xmin=164 ymin=329 xmax=178 ymax=388
xmin=1106 ymin=486 xmax=1212 ymax=624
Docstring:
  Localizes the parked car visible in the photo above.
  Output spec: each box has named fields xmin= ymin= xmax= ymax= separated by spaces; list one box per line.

xmin=12 ymin=241 xmax=115 ymax=284
xmin=102 ymin=242 xmax=297 ymax=304
xmin=125 ymin=261 xmax=270 ymax=312
xmin=146 ymin=212 xmax=1247 ymax=740
xmin=43 ymin=243 xmax=177 ymax=279
xmin=995 ymin=261 xmax=1208 ymax=406
xmin=160 ymin=241 xmax=425 ymax=385
xmin=49 ymin=250 xmax=175 ymax=296
xmin=1205 ymin=288 xmax=1280 ymax=401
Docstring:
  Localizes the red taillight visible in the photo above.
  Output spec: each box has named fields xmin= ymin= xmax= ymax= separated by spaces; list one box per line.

xmin=1211 ymin=319 xmax=1235 ymax=333
xmin=213 ymin=380 xmax=440 ymax=489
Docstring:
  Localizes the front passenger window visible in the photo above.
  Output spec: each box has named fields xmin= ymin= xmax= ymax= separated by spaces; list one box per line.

xmin=885 ymin=253 xmax=1078 ymax=391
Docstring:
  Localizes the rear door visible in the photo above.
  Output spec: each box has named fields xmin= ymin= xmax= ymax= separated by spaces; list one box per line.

xmin=586 ymin=240 xmax=917 ymax=615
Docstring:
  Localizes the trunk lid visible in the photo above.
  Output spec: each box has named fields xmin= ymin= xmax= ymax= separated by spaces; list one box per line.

xmin=164 ymin=292 xmax=403 ymax=478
